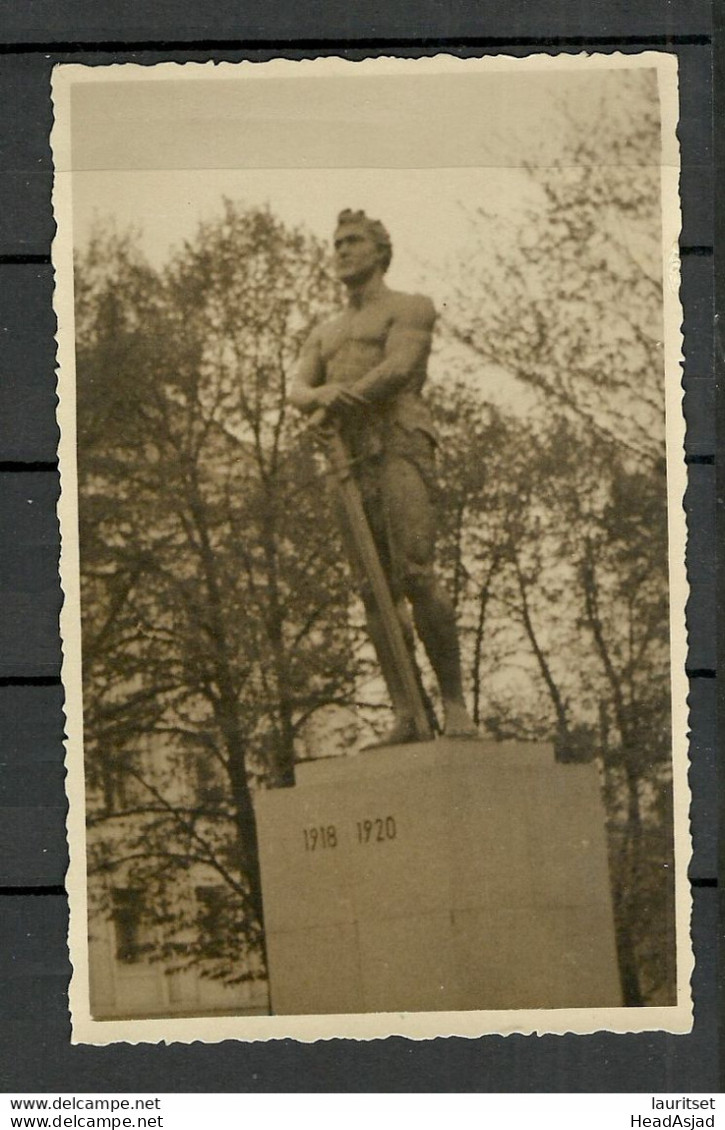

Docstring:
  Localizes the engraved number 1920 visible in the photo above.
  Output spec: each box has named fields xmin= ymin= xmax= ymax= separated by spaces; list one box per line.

xmin=303 ymin=825 xmax=338 ymax=851
xmin=356 ymin=816 xmax=397 ymax=844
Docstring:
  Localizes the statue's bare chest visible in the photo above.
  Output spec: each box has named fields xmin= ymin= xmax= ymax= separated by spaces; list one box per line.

xmin=319 ymin=305 xmax=395 ymax=369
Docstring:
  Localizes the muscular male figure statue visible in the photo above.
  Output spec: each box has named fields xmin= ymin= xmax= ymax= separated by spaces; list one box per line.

xmin=290 ymin=209 xmax=477 ymax=743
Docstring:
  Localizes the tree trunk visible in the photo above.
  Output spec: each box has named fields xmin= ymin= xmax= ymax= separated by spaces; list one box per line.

xmin=610 ymin=762 xmax=644 ymax=1006
xmin=581 ymin=553 xmax=645 ymax=1004
xmin=515 ymin=561 xmax=571 ymax=744
xmin=471 ymin=555 xmax=500 ymax=726
xmin=451 ymin=499 xmax=466 ymax=612
xmin=224 ymin=726 xmax=265 ymax=934
xmin=187 ymin=477 xmax=269 ymax=961
xmin=613 ymin=895 xmax=644 ymax=1007
xmin=260 ymin=507 xmax=298 ymax=787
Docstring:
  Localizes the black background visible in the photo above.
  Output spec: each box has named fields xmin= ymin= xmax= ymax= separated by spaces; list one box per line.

xmin=0 ymin=0 xmax=719 ymax=1092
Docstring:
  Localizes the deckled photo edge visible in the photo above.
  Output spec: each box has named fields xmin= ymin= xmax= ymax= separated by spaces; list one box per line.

xmin=50 ymin=50 xmax=691 ymax=1046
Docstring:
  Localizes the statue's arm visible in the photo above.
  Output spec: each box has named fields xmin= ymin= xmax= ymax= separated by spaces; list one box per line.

xmin=350 ymin=294 xmax=436 ymax=403
xmin=288 ymin=327 xmax=325 ymax=413
xmin=289 ymin=324 xmax=369 ymax=418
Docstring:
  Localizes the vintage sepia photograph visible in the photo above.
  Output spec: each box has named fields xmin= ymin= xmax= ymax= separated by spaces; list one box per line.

xmin=51 ymin=53 xmax=690 ymax=1043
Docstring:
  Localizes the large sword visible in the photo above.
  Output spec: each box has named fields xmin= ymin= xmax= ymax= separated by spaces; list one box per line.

xmin=314 ymin=416 xmax=433 ymax=743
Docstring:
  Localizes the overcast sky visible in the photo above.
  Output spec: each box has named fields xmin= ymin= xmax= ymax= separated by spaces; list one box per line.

xmin=67 ymin=59 xmax=663 ymax=300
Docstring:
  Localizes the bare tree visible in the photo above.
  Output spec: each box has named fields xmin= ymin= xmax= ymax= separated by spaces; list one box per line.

xmin=426 ymin=71 xmax=674 ymax=1003
xmin=77 ymin=206 xmax=362 ymax=983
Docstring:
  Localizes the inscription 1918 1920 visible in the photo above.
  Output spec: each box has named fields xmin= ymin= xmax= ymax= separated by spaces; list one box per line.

xmin=302 ymin=817 xmax=397 ymax=852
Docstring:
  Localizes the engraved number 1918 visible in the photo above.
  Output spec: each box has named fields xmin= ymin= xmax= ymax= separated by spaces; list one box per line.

xmin=303 ymin=825 xmax=338 ymax=851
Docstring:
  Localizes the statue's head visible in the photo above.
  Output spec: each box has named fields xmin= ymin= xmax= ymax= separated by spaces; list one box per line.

xmin=333 ymin=209 xmax=393 ymax=281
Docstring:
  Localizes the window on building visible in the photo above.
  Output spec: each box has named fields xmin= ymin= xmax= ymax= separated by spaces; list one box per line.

xmin=111 ymin=888 xmax=147 ymax=963
xmin=195 ymin=885 xmax=228 ymax=958
xmin=192 ymin=754 xmax=227 ymax=807
xmin=96 ymin=751 xmax=144 ymax=814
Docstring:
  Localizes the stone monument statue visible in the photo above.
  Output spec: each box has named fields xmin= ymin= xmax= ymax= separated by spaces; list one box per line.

xmin=257 ymin=210 xmax=622 ymax=1019
xmin=289 ymin=209 xmax=478 ymax=745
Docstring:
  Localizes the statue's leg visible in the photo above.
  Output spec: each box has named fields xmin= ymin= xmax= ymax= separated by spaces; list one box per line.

xmin=381 ymin=440 xmax=478 ymax=738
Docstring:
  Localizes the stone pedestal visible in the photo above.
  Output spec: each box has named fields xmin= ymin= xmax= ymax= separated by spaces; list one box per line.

xmin=254 ymin=739 xmax=622 ymax=1015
